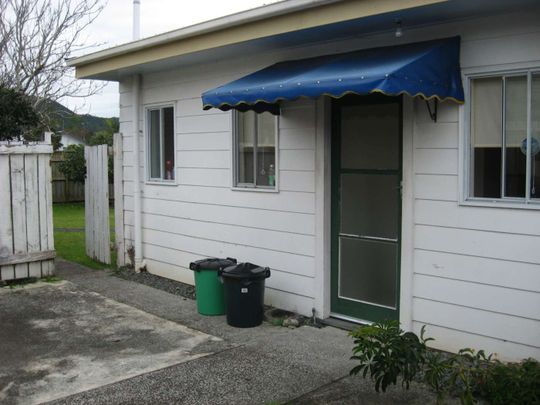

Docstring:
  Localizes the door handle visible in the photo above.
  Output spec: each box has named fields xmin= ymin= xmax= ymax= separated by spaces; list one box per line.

xmin=395 ymin=181 xmax=403 ymax=197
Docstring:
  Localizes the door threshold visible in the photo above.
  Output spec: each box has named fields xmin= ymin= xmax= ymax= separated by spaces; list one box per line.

xmin=322 ymin=313 xmax=372 ymax=331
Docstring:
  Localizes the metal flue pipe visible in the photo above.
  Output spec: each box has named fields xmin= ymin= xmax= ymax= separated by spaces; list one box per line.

xmin=131 ymin=2 xmax=142 ymax=270
xmin=133 ymin=0 xmax=141 ymax=40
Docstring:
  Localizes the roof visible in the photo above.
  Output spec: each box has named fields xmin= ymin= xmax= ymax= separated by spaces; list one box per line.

xmin=68 ymin=0 xmax=446 ymax=79
xmin=69 ymin=0 xmax=540 ymax=81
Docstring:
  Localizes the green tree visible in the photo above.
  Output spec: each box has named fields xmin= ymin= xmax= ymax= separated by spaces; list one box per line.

xmin=104 ymin=117 xmax=119 ymax=133
xmin=0 ymin=87 xmax=39 ymax=141
xmin=89 ymin=130 xmax=113 ymax=146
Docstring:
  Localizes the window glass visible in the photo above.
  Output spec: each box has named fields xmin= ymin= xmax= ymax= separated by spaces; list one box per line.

xmin=532 ymin=74 xmax=540 ymax=199
xmin=237 ymin=111 xmax=255 ymax=184
xmin=471 ymin=77 xmax=502 ymax=198
xmin=148 ymin=106 xmax=174 ymax=181
xmin=163 ymin=107 xmax=175 ymax=180
xmin=149 ymin=109 xmax=161 ymax=179
xmin=256 ymin=112 xmax=276 ymax=187
xmin=235 ymin=111 xmax=276 ymax=188
xmin=504 ymin=76 xmax=527 ymax=197
xmin=469 ymin=72 xmax=540 ymax=203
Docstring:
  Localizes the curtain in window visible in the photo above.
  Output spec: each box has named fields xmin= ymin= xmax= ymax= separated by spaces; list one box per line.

xmin=237 ymin=111 xmax=255 ymax=184
xmin=256 ymin=112 xmax=276 ymax=187
xmin=471 ymin=77 xmax=502 ymax=198
xmin=504 ymin=76 xmax=527 ymax=197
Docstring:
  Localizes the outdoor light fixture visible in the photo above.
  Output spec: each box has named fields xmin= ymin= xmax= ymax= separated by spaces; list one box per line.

xmin=395 ymin=20 xmax=403 ymax=38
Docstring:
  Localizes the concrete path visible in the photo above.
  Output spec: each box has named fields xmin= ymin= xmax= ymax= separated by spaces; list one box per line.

xmin=1 ymin=260 xmax=439 ymax=404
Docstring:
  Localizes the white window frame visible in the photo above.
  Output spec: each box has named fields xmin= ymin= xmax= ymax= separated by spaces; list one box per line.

xmin=145 ymin=103 xmax=177 ymax=185
xmin=231 ymin=110 xmax=279 ymax=192
xmin=462 ymin=68 xmax=540 ymax=209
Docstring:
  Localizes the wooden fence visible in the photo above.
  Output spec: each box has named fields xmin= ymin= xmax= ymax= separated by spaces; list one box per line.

xmin=0 ymin=136 xmax=55 ymax=281
xmin=51 ymin=150 xmax=114 ymax=203
xmin=85 ymin=145 xmax=111 ymax=264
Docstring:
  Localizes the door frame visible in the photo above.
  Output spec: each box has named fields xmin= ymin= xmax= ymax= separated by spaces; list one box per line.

xmin=330 ymin=94 xmax=403 ymax=323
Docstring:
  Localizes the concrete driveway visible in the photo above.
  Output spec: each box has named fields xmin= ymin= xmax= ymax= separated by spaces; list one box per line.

xmin=0 ymin=260 xmax=439 ymax=405
xmin=0 ymin=281 xmax=223 ymax=405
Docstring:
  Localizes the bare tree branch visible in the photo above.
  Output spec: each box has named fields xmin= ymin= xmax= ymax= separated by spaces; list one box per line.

xmin=0 ymin=0 xmax=105 ymax=126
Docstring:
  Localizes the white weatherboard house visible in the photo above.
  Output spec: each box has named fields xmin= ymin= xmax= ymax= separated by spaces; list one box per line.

xmin=69 ymin=0 xmax=540 ymax=361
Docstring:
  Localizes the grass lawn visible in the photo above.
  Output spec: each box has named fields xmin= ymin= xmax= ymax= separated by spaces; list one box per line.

xmin=53 ymin=202 xmax=116 ymax=269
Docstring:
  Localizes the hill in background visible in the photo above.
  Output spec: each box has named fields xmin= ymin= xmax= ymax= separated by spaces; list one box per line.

xmin=43 ymin=100 xmax=119 ymax=142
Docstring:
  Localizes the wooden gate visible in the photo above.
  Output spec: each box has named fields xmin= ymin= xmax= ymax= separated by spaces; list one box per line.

xmin=0 ymin=135 xmax=55 ymax=281
xmin=84 ymin=145 xmax=110 ymax=264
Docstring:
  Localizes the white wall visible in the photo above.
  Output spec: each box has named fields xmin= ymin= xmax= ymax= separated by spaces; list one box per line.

xmin=60 ymin=133 xmax=85 ymax=149
xmin=118 ymin=9 xmax=540 ymax=360
xmin=119 ymin=64 xmax=319 ymax=315
xmin=411 ymin=99 xmax=540 ymax=362
xmin=407 ymin=11 xmax=540 ymax=361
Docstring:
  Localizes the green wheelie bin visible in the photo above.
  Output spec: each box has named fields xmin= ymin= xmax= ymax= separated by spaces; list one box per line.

xmin=189 ymin=257 xmax=236 ymax=315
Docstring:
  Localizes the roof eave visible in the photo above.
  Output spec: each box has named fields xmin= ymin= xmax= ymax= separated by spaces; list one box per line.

xmin=67 ymin=0 xmax=340 ymax=68
xmin=69 ymin=0 xmax=447 ymax=79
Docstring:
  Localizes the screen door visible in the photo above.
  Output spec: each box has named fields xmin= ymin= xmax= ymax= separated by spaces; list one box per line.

xmin=331 ymin=95 xmax=402 ymax=322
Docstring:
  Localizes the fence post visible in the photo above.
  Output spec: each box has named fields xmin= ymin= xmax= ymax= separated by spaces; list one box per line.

xmin=44 ymin=131 xmax=52 ymax=144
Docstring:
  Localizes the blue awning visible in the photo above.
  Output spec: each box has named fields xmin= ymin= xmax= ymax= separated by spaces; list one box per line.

xmin=201 ymin=37 xmax=464 ymax=114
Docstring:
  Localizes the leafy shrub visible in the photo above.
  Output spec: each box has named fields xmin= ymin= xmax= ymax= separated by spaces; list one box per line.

xmin=59 ymin=144 xmax=86 ymax=183
xmin=479 ymin=358 xmax=540 ymax=405
xmin=51 ymin=133 xmax=63 ymax=151
xmin=350 ymin=320 xmax=431 ymax=392
xmin=424 ymin=348 xmax=492 ymax=404
xmin=59 ymin=140 xmax=113 ymax=184
xmin=351 ymin=321 xmax=540 ymax=405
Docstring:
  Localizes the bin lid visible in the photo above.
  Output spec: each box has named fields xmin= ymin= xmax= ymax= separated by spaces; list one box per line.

xmin=189 ymin=257 xmax=237 ymax=271
xmin=220 ymin=262 xmax=271 ymax=280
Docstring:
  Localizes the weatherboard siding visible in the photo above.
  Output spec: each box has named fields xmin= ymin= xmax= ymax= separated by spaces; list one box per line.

xmin=411 ymin=96 xmax=540 ymax=361
xmin=119 ymin=65 xmax=318 ymax=315
xmin=117 ymin=10 xmax=540 ymax=359
xmin=408 ymin=12 xmax=540 ymax=361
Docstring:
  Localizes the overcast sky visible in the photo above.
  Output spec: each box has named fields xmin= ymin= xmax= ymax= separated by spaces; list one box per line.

xmin=63 ymin=0 xmax=280 ymax=117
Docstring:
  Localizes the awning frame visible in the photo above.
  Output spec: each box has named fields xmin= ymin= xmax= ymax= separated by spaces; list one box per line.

xmin=425 ymin=99 xmax=438 ymax=122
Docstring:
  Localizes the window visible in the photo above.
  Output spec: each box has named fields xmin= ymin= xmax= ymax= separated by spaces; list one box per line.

xmin=234 ymin=110 xmax=277 ymax=189
xmin=147 ymin=106 xmax=175 ymax=181
xmin=468 ymin=72 xmax=540 ymax=203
